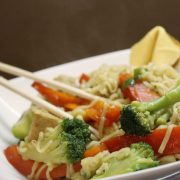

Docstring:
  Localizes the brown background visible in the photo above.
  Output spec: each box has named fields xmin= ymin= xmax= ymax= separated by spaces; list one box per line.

xmin=0 ymin=0 xmax=180 ymax=78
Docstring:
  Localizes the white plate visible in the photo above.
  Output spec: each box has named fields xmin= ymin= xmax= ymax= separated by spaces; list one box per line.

xmin=0 ymin=49 xmax=180 ymax=180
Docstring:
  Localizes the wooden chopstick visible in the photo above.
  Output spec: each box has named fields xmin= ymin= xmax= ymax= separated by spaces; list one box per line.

xmin=0 ymin=76 xmax=72 ymax=119
xmin=0 ymin=62 xmax=103 ymax=101
xmin=0 ymin=76 xmax=100 ymax=138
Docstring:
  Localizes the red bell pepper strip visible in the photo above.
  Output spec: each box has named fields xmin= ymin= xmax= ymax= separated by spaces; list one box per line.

xmin=32 ymin=82 xmax=89 ymax=110
xmin=4 ymin=145 xmax=81 ymax=179
xmin=104 ymin=126 xmax=180 ymax=156
xmin=79 ymin=73 xmax=90 ymax=84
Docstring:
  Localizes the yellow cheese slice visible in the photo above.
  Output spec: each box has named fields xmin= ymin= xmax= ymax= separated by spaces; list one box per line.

xmin=131 ymin=26 xmax=180 ymax=66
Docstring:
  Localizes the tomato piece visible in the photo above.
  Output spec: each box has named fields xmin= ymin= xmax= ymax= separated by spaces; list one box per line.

xmin=4 ymin=145 xmax=81 ymax=179
xmin=103 ymin=127 xmax=180 ymax=156
xmin=119 ymin=72 xmax=159 ymax=102
xmin=84 ymin=144 xmax=108 ymax=157
xmin=79 ymin=73 xmax=90 ymax=83
xmin=123 ymin=83 xmax=160 ymax=102
xmin=85 ymin=101 xmax=120 ymax=127
xmin=134 ymin=83 xmax=160 ymax=102
xmin=32 ymin=82 xmax=89 ymax=110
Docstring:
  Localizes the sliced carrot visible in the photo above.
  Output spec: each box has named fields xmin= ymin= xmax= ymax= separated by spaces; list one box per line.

xmin=85 ymin=101 xmax=120 ymax=127
xmin=84 ymin=144 xmax=108 ymax=157
xmin=32 ymin=82 xmax=89 ymax=110
xmin=4 ymin=145 xmax=81 ymax=179
xmin=105 ymin=105 xmax=121 ymax=126
xmin=85 ymin=101 xmax=104 ymax=122
xmin=79 ymin=73 xmax=90 ymax=84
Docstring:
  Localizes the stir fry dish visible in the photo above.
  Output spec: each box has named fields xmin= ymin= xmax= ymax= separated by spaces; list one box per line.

xmin=4 ymin=62 xmax=180 ymax=180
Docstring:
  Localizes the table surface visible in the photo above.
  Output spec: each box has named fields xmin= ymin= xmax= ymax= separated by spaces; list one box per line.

xmin=0 ymin=0 xmax=180 ymax=78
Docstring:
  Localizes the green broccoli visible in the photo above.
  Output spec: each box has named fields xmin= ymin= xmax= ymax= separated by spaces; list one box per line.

xmin=19 ymin=118 xmax=91 ymax=164
xmin=92 ymin=142 xmax=159 ymax=179
xmin=121 ymin=85 xmax=180 ymax=136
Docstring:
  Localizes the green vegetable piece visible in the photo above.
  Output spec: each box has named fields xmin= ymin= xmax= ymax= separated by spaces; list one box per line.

xmin=62 ymin=118 xmax=91 ymax=163
xmin=12 ymin=109 xmax=34 ymax=139
xmin=156 ymin=111 xmax=171 ymax=126
xmin=19 ymin=118 xmax=91 ymax=164
xmin=121 ymin=85 xmax=180 ymax=136
xmin=12 ymin=106 xmax=61 ymax=140
xmin=92 ymin=142 xmax=159 ymax=179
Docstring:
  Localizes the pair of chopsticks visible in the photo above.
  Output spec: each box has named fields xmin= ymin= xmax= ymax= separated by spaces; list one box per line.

xmin=0 ymin=62 xmax=103 ymax=117
xmin=0 ymin=62 xmax=100 ymax=137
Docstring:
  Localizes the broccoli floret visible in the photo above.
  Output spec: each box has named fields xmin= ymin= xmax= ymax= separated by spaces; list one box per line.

xmin=19 ymin=118 xmax=91 ymax=164
xmin=92 ymin=142 xmax=159 ymax=179
xmin=62 ymin=118 xmax=91 ymax=163
xmin=121 ymin=85 xmax=180 ymax=136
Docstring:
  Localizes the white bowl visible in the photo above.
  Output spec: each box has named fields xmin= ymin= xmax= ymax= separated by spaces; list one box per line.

xmin=0 ymin=49 xmax=180 ymax=180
